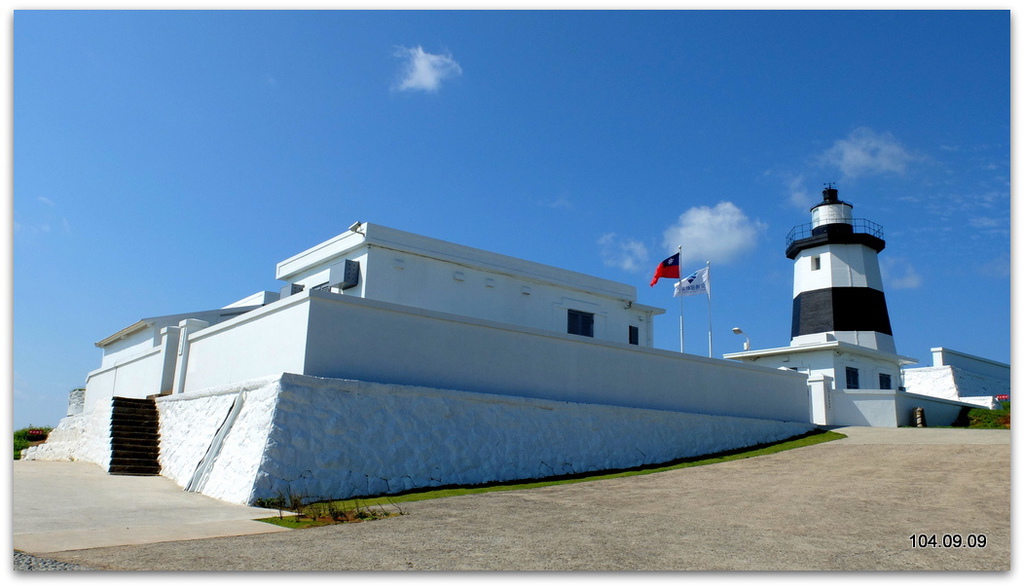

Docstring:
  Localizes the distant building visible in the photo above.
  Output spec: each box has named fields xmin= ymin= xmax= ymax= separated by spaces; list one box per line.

xmin=903 ymin=347 xmax=1009 ymax=410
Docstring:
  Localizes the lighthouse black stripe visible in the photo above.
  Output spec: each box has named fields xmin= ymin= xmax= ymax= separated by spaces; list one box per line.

xmin=791 ymin=287 xmax=893 ymax=338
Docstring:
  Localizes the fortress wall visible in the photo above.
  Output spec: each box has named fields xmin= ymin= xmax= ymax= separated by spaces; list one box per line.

xmin=167 ymin=373 xmax=816 ymax=505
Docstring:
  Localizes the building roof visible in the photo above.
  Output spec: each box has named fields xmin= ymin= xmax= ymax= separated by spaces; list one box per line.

xmin=94 ymin=307 xmax=260 ymax=348
xmin=276 ymin=222 xmax=663 ymax=311
xmin=723 ymin=340 xmax=917 ymax=366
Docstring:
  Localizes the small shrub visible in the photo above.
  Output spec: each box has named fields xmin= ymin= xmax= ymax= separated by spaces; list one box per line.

xmin=967 ymin=402 xmax=1010 ymax=429
xmin=13 ymin=426 xmax=53 ymax=460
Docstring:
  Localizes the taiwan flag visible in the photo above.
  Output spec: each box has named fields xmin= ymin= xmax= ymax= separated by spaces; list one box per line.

xmin=649 ymin=252 xmax=680 ymax=286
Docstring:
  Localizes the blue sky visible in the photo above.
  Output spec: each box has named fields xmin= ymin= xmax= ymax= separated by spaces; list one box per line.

xmin=9 ymin=9 xmax=1011 ymax=429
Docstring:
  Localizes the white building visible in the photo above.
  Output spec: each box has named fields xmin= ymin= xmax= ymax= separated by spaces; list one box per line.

xmin=903 ymin=347 xmax=1010 ymax=410
xmin=82 ymin=223 xmax=669 ymax=406
xmin=725 ymin=186 xmax=983 ymax=427
xmin=27 ymin=222 xmax=815 ymax=505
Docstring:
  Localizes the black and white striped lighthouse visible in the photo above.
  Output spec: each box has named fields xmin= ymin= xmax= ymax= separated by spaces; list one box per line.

xmin=785 ymin=185 xmax=896 ymax=354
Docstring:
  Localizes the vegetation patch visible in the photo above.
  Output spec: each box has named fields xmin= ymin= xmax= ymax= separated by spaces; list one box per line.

xmin=257 ymin=494 xmax=404 ymax=529
xmin=966 ymin=402 xmax=1010 ymax=429
xmin=13 ymin=427 xmax=52 ymax=460
xmin=258 ymin=428 xmax=843 ymax=528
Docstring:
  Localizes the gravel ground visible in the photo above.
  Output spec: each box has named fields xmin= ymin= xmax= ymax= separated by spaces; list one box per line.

xmin=13 ymin=551 xmax=93 ymax=571
xmin=25 ymin=435 xmax=1011 ymax=572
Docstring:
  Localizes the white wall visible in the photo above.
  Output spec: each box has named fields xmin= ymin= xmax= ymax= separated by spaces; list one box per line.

xmin=160 ymin=374 xmax=816 ymax=505
xmin=298 ymin=291 xmax=809 ymax=422
xmin=360 ymin=245 xmax=656 ymax=347
xmin=931 ymin=347 xmax=1010 ymax=381
xmin=730 ymin=345 xmax=904 ymax=393
xmin=181 ymin=297 xmax=312 ymax=392
xmin=83 ymin=348 xmax=165 ymax=413
xmin=824 ymin=388 xmax=972 ymax=428
xmin=99 ymin=327 xmax=160 ymax=368
xmin=275 ymin=223 xmax=662 ymax=348
xmin=894 ymin=391 xmax=971 ymax=427
xmin=177 ymin=290 xmax=809 ymax=422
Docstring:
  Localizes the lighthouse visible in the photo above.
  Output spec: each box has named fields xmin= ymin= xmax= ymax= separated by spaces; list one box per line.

xmin=724 ymin=184 xmax=918 ymax=426
xmin=785 ymin=185 xmax=895 ymax=354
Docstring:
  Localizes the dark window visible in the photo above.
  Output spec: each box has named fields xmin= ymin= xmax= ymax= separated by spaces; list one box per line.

xmin=628 ymin=325 xmax=639 ymax=345
xmin=567 ymin=310 xmax=594 ymax=338
xmin=811 ymin=256 xmax=821 ymax=271
xmin=879 ymin=373 xmax=892 ymax=390
xmin=845 ymin=366 xmax=860 ymax=389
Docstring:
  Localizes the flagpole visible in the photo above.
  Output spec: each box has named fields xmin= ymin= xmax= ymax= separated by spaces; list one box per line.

xmin=678 ymin=245 xmax=684 ymax=353
xmin=705 ymin=260 xmax=712 ymax=358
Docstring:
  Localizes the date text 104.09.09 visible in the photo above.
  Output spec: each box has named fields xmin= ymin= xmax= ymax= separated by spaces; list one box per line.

xmin=909 ymin=534 xmax=986 ymax=549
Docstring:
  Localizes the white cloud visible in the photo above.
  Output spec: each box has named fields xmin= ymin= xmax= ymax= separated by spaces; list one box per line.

xmin=785 ymin=174 xmax=814 ymax=209
xmin=541 ymin=195 xmax=573 ymax=210
xmin=820 ymin=127 xmax=916 ymax=178
xmin=881 ymin=257 xmax=922 ymax=290
xmin=979 ymin=254 xmax=1011 ymax=279
xmin=37 ymin=196 xmax=54 ymax=207
xmin=393 ymin=46 xmax=463 ymax=93
xmin=662 ymin=202 xmax=766 ymax=266
xmin=598 ymin=233 xmax=649 ymax=273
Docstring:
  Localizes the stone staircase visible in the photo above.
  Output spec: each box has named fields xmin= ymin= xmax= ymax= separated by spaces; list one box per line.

xmin=108 ymin=397 xmax=161 ymax=476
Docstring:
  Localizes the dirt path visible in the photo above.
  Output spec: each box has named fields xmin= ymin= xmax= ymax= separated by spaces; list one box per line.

xmin=31 ymin=427 xmax=1010 ymax=571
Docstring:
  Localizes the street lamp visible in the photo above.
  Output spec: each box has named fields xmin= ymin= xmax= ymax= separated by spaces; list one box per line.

xmin=731 ymin=327 xmax=750 ymax=351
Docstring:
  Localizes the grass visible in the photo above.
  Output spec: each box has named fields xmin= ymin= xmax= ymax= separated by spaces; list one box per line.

xmin=258 ymin=428 xmax=844 ymax=528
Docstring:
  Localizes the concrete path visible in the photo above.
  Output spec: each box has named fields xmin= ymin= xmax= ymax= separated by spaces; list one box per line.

xmin=12 ymin=460 xmax=288 ymax=553
xmin=13 ymin=426 xmax=1011 ymax=571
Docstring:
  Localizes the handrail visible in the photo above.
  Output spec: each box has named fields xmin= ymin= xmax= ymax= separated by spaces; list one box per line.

xmin=786 ymin=218 xmax=884 ymax=249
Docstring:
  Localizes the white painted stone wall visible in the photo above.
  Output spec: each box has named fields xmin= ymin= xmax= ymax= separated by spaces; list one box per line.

xmin=21 ymin=399 xmax=113 ymax=467
xmin=159 ymin=373 xmax=815 ymax=505
xmin=902 ymin=366 xmax=1004 ymax=409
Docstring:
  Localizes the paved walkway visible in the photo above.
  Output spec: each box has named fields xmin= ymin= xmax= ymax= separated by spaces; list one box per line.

xmin=12 ymin=460 xmax=288 ymax=553
xmin=12 ymin=426 xmax=1011 ymax=571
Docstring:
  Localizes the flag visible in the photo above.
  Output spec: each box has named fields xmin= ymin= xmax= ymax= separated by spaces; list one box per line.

xmin=674 ymin=266 xmax=710 ymax=297
xmin=649 ymin=253 xmax=680 ymax=286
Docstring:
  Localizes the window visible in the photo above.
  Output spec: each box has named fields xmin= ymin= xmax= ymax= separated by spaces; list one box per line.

xmin=811 ymin=256 xmax=821 ymax=271
xmin=845 ymin=366 xmax=860 ymax=389
xmin=879 ymin=373 xmax=892 ymax=390
xmin=629 ymin=325 xmax=640 ymax=345
xmin=567 ymin=310 xmax=594 ymax=338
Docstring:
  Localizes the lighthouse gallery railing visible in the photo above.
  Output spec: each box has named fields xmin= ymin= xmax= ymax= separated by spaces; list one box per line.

xmin=786 ymin=218 xmax=884 ymax=250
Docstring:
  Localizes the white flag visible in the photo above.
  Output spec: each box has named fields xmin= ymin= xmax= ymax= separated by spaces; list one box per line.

xmin=674 ymin=267 xmax=709 ymax=297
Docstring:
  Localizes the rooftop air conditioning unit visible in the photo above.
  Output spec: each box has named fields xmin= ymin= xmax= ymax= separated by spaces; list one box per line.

xmin=328 ymin=259 xmax=360 ymax=290
xmin=280 ymin=283 xmax=305 ymax=298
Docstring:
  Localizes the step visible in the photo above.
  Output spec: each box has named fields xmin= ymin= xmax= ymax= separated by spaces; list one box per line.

xmin=110 ymin=423 xmax=159 ymax=435
xmin=110 ymin=439 xmax=161 ymax=451
xmin=112 ymin=397 xmax=156 ymax=405
xmin=111 ymin=448 xmax=160 ymax=460
xmin=111 ymin=406 xmax=159 ymax=419
xmin=109 ymin=465 xmax=161 ymax=476
xmin=110 ymin=430 xmax=159 ymax=440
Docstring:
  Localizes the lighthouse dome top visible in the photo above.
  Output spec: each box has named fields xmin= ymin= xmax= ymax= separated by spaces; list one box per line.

xmin=785 ymin=185 xmax=885 ymax=260
xmin=810 ymin=185 xmax=853 ymax=228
